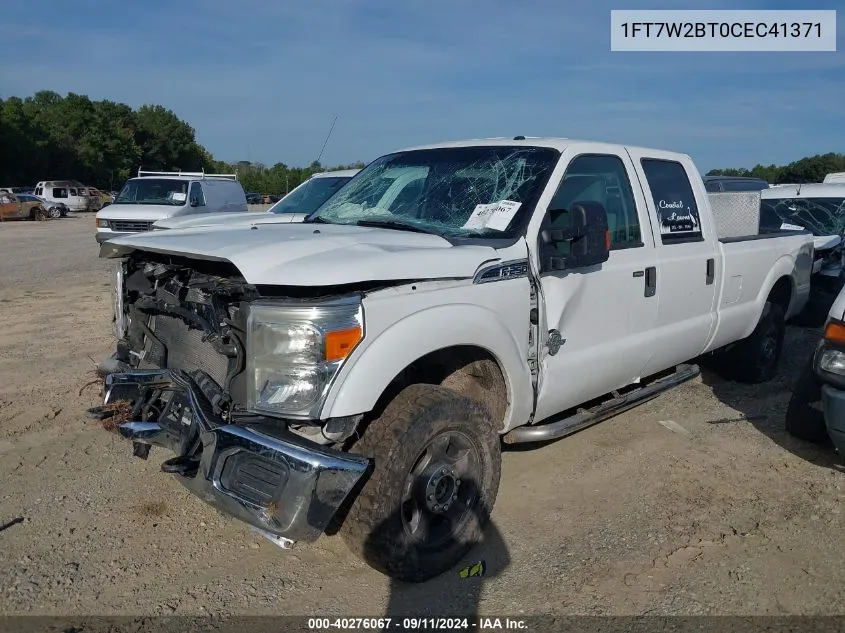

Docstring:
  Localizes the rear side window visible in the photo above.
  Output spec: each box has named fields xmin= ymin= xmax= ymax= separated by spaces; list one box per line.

xmin=641 ymin=159 xmax=703 ymax=244
xmin=53 ymin=188 xmax=68 ymax=198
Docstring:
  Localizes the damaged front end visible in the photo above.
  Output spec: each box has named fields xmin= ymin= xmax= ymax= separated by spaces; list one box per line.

xmin=91 ymin=254 xmax=370 ymax=545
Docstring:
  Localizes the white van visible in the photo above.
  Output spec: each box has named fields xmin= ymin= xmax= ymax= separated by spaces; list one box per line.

xmin=95 ymin=170 xmax=247 ymax=243
xmin=34 ymin=180 xmax=93 ymax=212
xmin=152 ymin=168 xmax=359 ymax=230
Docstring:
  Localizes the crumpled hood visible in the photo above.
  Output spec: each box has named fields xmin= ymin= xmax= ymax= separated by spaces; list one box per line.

xmin=153 ymin=211 xmax=306 ymax=230
xmin=99 ymin=222 xmax=499 ymax=286
xmin=813 ymin=234 xmax=842 ymax=251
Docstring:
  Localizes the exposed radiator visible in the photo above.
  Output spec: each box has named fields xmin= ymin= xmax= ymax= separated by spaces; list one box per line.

xmin=146 ymin=314 xmax=230 ymax=387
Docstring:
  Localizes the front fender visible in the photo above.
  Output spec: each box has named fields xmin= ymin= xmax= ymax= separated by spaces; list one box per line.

xmin=319 ymin=302 xmax=533 ymax=433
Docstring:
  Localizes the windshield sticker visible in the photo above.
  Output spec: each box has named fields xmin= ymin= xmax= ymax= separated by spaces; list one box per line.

xmin=170 ymin=192 xmax=187 ymax=202
xmin=780 ymin=222 xmax=805 ymax=231
xmin=657 ymin=199 xmax=700 ymax=234
xmin=463 ymin=200 xmax=522 ymax=231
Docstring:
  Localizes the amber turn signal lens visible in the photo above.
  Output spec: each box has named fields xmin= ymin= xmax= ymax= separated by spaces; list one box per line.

xmin=325 ymin=326 xmax=363 ymax=362
xmin=824 ymin=321 xmax=845 ymax=345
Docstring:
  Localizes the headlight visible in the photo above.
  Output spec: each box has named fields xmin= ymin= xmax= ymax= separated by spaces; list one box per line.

xmin=96 ymin=218 xmax=110 ymax=228
xmin=815 ymin=319 xmax=845 ymax=386
xmin=818 ymin=348 xmax=845 ymax=376
xmin=246 ymin=298 xmax=364 ymax=418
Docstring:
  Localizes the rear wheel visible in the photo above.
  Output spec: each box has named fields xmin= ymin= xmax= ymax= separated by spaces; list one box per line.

xmin=48 ymin=206 xmax=62 ymax=219
xmin=721 ymin=301 xmax=786 ymax=384
xmin=339 ymin=384 xmax=501 ymax=583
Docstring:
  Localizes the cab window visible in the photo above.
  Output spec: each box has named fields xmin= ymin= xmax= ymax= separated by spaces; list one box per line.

xmin=547 ymin=154 xmax=642 ymax=253
xmin=53 ymin=188 xmax=68 ymax=199
xmin=640 ymin=158 xmax=703 ymax=244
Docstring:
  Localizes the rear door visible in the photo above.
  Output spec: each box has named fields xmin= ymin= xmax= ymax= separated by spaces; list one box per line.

xmin=532 ymin=146 xmax=660 ymax=421
xmin=625 ymin=149 xmax=720 ymax=376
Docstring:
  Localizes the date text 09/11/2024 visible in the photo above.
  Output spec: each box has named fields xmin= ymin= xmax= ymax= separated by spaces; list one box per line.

xmin=307 ymin=617 xmax=529 ymax=630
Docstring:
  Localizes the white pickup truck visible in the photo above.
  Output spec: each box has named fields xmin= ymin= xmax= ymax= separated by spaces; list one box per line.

xmin=91 ymin=137 xmax=813 ymax=583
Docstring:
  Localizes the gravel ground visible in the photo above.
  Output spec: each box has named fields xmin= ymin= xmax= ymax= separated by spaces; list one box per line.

xmin=0 ymin=213 xmax=843 ymax=618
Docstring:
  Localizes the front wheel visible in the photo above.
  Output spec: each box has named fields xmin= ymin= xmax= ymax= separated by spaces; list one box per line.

xmin=785 ymin=353 xmax=829 ymax=443
xmin=339 ymin=384 xmax=502 ymax=583
xmin=48 ymin=206 xmax=62 ymax=219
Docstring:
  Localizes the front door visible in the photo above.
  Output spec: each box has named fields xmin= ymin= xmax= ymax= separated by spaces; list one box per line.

xmin=533 ymin=148 xmax=660 ymax=422
xmin=625 ymin=149 xmax=719 ymax=376
xmin=0 ymin=192 xmax=21 ymax=220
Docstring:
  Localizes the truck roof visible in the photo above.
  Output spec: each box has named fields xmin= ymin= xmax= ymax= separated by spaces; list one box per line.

xmin=397 ymin=137 xmax=693 ymax=161
xmin=761 ymin=183 xmax=845 ymax=198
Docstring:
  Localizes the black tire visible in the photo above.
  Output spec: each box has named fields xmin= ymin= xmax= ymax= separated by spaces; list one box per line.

xmin=785 ymin=353 xmax=829 ymax=444
xmin=48 ymin=206 xmax=62 ymax=219
xmin=339 ymin=383 xmax=501 ymax=583
xmin=722 ymin=301 xmax=786 ymax=384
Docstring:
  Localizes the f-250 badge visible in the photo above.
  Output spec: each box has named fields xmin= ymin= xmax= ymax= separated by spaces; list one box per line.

xmin=547 ymin=329 xmax=565 ymax=355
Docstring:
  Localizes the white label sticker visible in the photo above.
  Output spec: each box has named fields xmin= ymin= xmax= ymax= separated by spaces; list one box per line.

xmin=171 ymin=192 xmax=187 ymax=202
xmin=463 ymin=200 xmax=522 ymax=231
xmin=781 ymin=222 xmax=804 ymax=231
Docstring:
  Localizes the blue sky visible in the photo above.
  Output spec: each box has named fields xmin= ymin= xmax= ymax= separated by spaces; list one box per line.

xmin=0 ymin=0 xmax=843 ymax=172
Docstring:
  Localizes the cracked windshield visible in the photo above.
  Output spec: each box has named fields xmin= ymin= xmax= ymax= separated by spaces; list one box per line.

xmin=761 ymin=196 xmax=845 ymax=236
xmin=115 ymin=178 xmax=189 ymax=206
xmin=309 ymin=146 xmax=559 ymax=237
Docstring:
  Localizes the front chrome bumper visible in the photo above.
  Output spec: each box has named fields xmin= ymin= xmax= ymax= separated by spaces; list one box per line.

xmin=99 ymin=369 xmax=369 ymax=543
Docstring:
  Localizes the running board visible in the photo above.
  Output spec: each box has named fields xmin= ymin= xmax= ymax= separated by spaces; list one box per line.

xmin=503 ymin=363 xmax=700 ymax=445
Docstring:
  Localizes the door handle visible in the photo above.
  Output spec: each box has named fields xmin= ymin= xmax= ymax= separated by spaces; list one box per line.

xmin=644 ymin=266 xmax=656 ymax=297
xmin=706 ymin=258 xmax=715 ymax=285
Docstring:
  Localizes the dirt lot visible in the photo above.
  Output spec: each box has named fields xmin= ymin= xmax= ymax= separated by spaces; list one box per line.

xmin=0 ymin=213 xmax=843 ymax=618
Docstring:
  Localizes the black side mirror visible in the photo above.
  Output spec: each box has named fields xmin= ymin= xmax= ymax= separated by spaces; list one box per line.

xmin=540 ymin=201 xmax=610 ymax=271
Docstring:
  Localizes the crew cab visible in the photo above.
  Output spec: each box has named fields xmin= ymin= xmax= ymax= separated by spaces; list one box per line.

xmin=151 ymin=169 xmax=359 ymax=231
xmin=90 ymin=138 xmax=813 ymax=583
xmin=95 ymin=170 xmax=247 ymax=243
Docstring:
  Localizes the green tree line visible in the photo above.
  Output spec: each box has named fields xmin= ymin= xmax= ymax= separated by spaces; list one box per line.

xmin=707 ymin=152 xmax=845 ymax=184
xmin=0 ymin=91 xmax=365 ymax=195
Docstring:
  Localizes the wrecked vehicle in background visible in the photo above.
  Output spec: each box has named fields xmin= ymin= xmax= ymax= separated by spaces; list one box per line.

xmin=91 ymin=137 xmax=813 ymax=582
xmin=761 ymin=183 xmax=845 ymax=321
xmin=0 ymin=191 xmax=50 ymax=221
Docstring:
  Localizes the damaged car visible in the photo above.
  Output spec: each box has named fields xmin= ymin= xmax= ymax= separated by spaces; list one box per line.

xmin=91 ymin=138 xmax=813 ymax=582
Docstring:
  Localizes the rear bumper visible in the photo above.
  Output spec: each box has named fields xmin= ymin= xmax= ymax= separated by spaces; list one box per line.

xmin=821 ymin=384 xmax=845 ymax=454
xmin=100 ymin=369 xmax=369 ymax=542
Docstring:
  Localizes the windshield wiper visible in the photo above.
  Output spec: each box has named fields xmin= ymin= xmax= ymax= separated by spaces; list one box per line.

xmin=303 ymin=215 xmax=331 ymax=224
xmin=355 ymin=219 xmax=439 ymax=235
